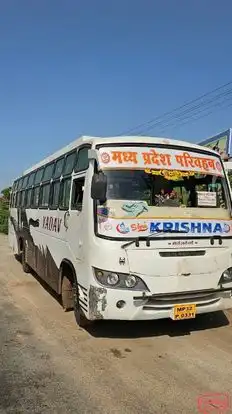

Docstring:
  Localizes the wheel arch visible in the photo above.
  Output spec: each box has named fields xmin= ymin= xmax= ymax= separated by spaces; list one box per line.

xmin=59 ymin=259 xmax=77 ymax=295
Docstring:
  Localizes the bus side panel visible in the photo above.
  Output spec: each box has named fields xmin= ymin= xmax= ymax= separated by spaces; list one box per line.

xmin=22 ymin=208 xmax=70 ymax=293
xmin=8 ymin=209 xmax=19 ymax=255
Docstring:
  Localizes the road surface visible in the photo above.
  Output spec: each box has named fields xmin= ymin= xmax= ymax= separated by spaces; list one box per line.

xmin=0 ymin=234 xmax=232 ymax=413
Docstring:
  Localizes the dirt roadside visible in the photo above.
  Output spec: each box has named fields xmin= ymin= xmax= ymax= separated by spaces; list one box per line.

xmin=0 ymin=234 xmax=231 ymax=414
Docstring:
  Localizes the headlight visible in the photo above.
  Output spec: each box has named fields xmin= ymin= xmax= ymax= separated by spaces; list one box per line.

xmin=219 ymin=267 xmax=232 ymax=284
xmin=107 ymin=273 xmax=119 ymax=286
xmin=125 ymin=275 xmax=137 ymax=288
xmin=94 ymin=268 xmax=149 ymax=291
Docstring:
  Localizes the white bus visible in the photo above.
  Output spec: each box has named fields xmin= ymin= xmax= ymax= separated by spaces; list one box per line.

xmin=224 ymin=161 xmax=232 ymax=179
xmin=8 ymin=135 xmax=232 ymax=328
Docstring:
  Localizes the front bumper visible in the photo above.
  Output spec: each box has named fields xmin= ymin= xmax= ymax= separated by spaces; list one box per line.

xmin=86 ymin=285 xmax=232 ymax=321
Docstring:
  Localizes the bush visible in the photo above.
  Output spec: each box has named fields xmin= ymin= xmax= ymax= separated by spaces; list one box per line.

xmin=0 ymin=210 xmax=9 ymax=234
xmin=0 ymin=186 xmax=11 ymax=234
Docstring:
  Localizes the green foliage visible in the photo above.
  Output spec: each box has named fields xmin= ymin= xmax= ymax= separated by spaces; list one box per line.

xmin=0 ymin=187 xmax=11 ymax=234
xmin=0 ymin=210 xmax=8 ymax=234
xmin=228 ymin=171 xmax=232 ymax=188
xmin=1 ymin=187 xmax=11 ymax=201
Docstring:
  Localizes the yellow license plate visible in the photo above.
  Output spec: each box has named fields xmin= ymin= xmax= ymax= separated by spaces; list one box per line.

xmin=172 ymin=304 xmax=196 ymax=320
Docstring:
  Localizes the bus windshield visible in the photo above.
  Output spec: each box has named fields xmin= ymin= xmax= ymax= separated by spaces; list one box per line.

xmin=96 ymin=145 xmax=231 ymax=238
xmin=104 ymin=169 xmax=228 ymax=210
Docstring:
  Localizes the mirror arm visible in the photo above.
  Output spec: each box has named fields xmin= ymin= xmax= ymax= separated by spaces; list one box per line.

xmin=88 ymin=149 xmax=100 ymax=171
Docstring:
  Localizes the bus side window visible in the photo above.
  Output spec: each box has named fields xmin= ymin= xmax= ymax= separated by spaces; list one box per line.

xmin=59 ymin=178 xmax=71 ymax=210
xmin=71 ymin=178 xmax=85 ymax=211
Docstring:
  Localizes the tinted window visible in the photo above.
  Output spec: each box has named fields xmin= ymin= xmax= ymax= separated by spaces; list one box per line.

xmin=40 ymin=183 xmax=50 ymax=207
xmin=43 ymin=163 xmax=54 ymax=182
xmin=21 ymin=190 xmax=26 ymax=207
xmin=28 ymin=172 xmax=35 ymax=187
xmin=22 ymin=176 xmax=28 ymax=189
xmin=12 ymin=193 xmax=17 ymax=208
xmin=18 ymin=178 xmax=23 ymax=190
xmin=75 ymin=147 xmax=90 ymax=172
xmin=60 ymin=178 xmax=71 ymax=209
xmin=9 ymin=191 xmax=13 ymax=207
xmin=32 ymin=186 xmax=40 ymax=208
xmin=16 ymin=192 xmax=21 ymax=207
xmin=54 ymin=158 xmax=64 ymax=179
xmin=63 ymin=152 xmax=76 ymax=176
xmin=26 ymin=188 xmax=32 ymax=208
xmin=34 ymin=168 xmax=44 ymax=185
xmin=50 ymin=181 xmax=61 ymax=208
xmin=10 ymin=192 xmax=14 ymax=207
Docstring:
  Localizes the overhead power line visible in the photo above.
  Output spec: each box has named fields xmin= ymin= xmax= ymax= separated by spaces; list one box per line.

xmin=119 ymin=80 xmax=232 ymax=136
xmin=158 ymin=97 xmax=232 ymax=135
xmin=140 ymin=88 xmax=232 ymax=136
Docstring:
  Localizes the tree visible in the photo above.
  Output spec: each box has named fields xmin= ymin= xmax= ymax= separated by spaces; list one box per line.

xmin=1 ymin=187 xmax=11 ymax=201
xmin=0 ymin=187 xmax=11 ymax=234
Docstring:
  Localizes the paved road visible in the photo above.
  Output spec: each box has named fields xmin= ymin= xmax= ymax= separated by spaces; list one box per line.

xmin=0 ymin=234 xmax=232 ymax=413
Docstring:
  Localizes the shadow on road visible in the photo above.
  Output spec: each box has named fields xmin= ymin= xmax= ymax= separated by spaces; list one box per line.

xmin=86 ymin=311 xmax=230 ymax=339
xmin=29 ymin=269 xmax=63 ymax=306
xmin=25 ymin=266 xmax=230 ymax=340
xmin=88 ymin=311 xmax=230 ymax=338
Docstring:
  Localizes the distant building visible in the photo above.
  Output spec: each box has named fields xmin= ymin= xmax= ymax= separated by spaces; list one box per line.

xmin=198 ymin=128 xmax=232 ymax=161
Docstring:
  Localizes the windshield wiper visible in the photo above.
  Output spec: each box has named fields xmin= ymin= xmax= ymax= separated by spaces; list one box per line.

xmin=121 ymin=229 xmax=187 ymax=249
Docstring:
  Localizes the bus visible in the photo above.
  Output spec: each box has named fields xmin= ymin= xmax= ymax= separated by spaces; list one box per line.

xmin=224 ymin=161 xmax=232 ymax=186
xmin=8 ymin=135 xmax=232 ymax=328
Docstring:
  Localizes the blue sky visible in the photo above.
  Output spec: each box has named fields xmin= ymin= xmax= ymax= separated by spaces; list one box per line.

xmin=1 ymin=0 xmax=232 ymax=189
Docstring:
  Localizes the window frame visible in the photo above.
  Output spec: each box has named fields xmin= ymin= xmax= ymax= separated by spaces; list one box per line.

xmin=39 ymin=182 xmax=51 ymax=209
xmin=34 ymin=168 xmax=44 ymax=186
xmin=74 ymin=145 xmax=91 ymax=173
xmin=21 ymin=190 xmax=26 ymax=207
xmin=62 ymin=150 xmax=77 ymax=177
xmin=17 ymin=178 xmax=23 ymax=191
xmin=71 ymin=176 xmax=85 ymax=211
xmin=13 ymin=192 xmax=17 ymax=208
xmin=16 ymin=191 xmax=22 ymax=208
xmin=28 ymin=172 xmax=35 ymax=187
xmin=22 ymin=175 xmax=29 ymax=190
xmin=12 ymin=181 xmax=17 ymax=192
xmin=59 ymin=176 xmax=72 ymax=211
xmin=53 ymin=156 xmax=65 ymax=180
xmin=25 ymin=188 xmax=32 ymax=208
xmin=31 ymin=185 xmax=40 ymax=209
xmin=42 ymin=162 xmax=55 ymax=183
xmin=49 ymin=179 xmax=61 ymax=210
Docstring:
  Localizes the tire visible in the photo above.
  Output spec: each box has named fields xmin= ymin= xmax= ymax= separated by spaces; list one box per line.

xmin=22 ymin=243 xmax=30 ymax=274
xmin=73 ymin=281 xmax=91 ymax=329
xmin=61 ymin=276 xmax=74 ymax=312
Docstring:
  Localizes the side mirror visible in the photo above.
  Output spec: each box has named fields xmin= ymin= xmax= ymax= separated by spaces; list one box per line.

xmin=91 ymin=171 xmax=107 ymax=202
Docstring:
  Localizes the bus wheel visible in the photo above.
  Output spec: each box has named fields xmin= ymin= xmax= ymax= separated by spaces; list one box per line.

xmin=73 ymin=282 xmax=91 ymax=329
xmin=61 ymin=276 xmax=74 ymax=312
xmin=22 ymin=243 xmax=30 ymax=274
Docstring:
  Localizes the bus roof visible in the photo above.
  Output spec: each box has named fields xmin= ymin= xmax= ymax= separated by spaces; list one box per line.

xmin=223 ymin=161 xmax=232 ymax=170
xmin=22 ymin=135 xmax=220 ymax=177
